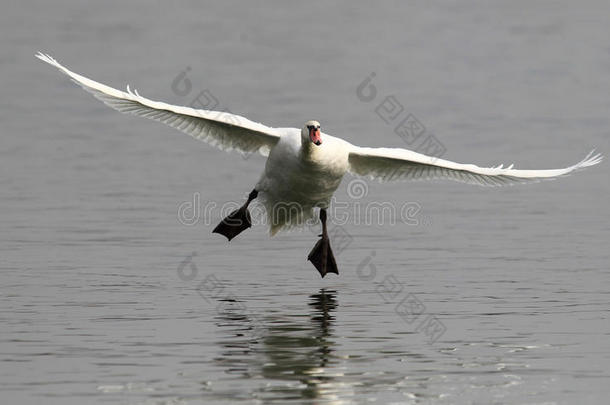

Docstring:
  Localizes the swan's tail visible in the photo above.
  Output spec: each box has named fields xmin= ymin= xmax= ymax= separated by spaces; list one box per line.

xmin=258 ymin=194 xmax=316 ymax=236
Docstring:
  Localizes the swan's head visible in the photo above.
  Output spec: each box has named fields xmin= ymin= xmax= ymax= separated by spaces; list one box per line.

xmin=302 ymin=120 xmax=322 ymax=146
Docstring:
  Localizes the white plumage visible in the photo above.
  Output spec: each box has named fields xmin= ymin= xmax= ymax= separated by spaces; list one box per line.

xmin=36 ymin=52 xmax=603 ymax=235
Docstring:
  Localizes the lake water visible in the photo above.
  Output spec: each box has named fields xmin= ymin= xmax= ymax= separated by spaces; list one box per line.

xmin=1 ymin=1 xmax=609 ymax=404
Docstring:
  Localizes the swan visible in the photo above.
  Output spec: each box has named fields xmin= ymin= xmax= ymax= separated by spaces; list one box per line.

xmin=36 ymin=53 xmax=603 ymax=277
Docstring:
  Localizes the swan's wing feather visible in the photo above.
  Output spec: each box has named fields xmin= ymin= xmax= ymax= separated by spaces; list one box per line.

xmin=36 ymin=53 xmax=281 ymax=156
xmin=348 ymin=145 xmax=602 ymax=186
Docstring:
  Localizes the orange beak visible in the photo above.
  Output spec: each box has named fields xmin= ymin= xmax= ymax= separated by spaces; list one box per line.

xmin=309 ymin=128 xmax=322 ymax=145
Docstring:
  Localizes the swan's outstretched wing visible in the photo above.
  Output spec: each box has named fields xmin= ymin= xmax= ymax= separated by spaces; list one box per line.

xmin=348 ymin=145 xmax=602 ymax=186
xmin=36 ymin=53 xmax=281 ymax=156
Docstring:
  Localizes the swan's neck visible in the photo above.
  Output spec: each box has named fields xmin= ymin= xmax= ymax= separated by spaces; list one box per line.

xmin=300 ymin=139 xmax=318 ymax=161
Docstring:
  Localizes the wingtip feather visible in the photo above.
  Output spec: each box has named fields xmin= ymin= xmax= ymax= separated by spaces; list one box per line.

xmin=576 ymin=149 xmax=603 ymax=169
xmin=35 ymin=52 xmax=60 ymax=67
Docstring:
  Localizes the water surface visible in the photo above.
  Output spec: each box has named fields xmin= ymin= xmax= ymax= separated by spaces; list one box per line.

xmin=1 ymin=1 xmax=609 ymax=404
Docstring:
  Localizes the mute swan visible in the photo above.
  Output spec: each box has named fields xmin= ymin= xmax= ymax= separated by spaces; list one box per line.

xmin=36 ymin=53 xmax=603 ymax=277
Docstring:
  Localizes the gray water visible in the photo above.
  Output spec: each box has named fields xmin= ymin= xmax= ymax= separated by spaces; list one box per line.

xmin=2 ymin=1 xmax=609 ymax=404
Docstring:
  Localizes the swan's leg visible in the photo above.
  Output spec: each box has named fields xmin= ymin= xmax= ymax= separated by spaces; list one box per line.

xmin=213 ymin=189 xmax=258 ymax=241
xmin=307 ymin=209 xmax=339 ymax=277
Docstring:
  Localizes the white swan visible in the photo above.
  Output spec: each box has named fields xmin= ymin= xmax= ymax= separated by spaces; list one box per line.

xmin=36 ymin=53 xmax=603 ymax=277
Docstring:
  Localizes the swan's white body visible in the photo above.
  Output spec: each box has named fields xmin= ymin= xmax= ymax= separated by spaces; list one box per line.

xmin=36 ymin=53 xmax=603 ymax=235
xmin=258 ymin=129 xmax=351 ymax=233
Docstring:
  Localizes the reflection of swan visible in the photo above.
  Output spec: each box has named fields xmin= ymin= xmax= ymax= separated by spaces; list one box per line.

xmin=262 ymin=289 xmax=337 ymax=381
xmin=211 ymin=298 xmax=260 ymax=378
xmin=212 ymin=289 xmax=348 ymax=403
xmin=309 ymin=289 xmax=337 ymax=336
xmin=308 ymin=289 xmax=337 ymax=370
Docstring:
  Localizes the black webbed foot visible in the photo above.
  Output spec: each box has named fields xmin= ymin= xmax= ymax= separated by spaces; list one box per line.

xmin=213 ymin=189 xmax=257 ymax=241
xmin=308 ymin=235 xmax=339 ymax=277
xmin=213 ymin=207 xmax=252 ymax=241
